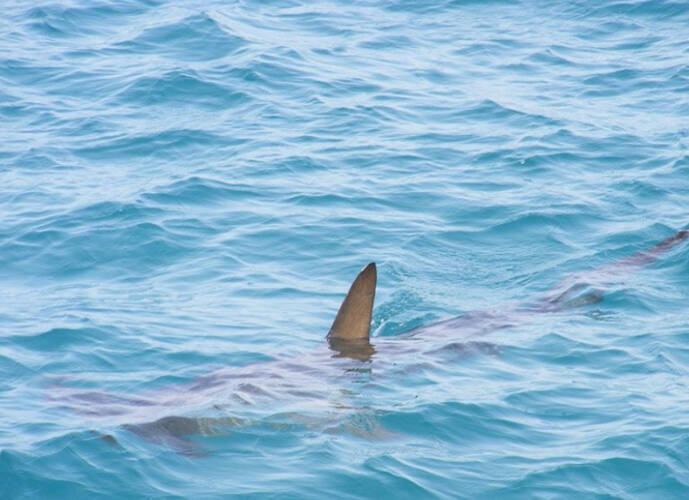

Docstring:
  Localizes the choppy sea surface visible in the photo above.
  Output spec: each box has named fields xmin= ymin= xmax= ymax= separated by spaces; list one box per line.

xmin=2 ymin=0 xmax=689 ymax=498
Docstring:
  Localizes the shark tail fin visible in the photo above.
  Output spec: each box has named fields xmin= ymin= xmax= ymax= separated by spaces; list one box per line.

xmin=327 ymin=262 xmax=376 ymax=342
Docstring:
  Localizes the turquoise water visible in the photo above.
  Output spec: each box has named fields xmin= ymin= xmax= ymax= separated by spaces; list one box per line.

xmin=2 ymin=0 xmax=689 ymax=497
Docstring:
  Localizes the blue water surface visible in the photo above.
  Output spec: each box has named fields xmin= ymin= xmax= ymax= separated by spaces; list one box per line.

xmin=2 ymin=0 xmax=689 ymax=498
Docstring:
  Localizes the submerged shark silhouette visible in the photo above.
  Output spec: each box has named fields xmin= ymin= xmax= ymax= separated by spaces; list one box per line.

xmin=327 ymin=228 xmax=689 ymax=359
xmin=53 ymin=228 xmax=689 ymax=454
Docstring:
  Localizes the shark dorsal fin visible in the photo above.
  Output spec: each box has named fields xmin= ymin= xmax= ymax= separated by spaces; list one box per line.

xmin=327 ymin=262 xmax=376 ymax=342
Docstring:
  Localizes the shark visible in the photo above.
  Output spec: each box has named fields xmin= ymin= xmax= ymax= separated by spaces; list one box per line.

xmin=326 ymin=227 xmax=689 ymax=358
xmin=51 ymin=227 xmax=689 ymax=454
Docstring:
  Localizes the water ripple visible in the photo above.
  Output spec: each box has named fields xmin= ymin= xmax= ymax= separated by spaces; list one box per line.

xmin=2 ymin=0 xmax=689 ymax=497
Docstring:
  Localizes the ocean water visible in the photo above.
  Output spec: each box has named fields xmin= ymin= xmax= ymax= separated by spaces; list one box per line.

xmin=2 ymin=0 xmax=689 ymax=497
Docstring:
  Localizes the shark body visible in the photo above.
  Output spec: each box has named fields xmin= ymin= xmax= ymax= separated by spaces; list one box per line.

xmin=51 ymin=228 xmax=689 ymax=453
xmin=328 ymin=228 xmax=688 ymax=357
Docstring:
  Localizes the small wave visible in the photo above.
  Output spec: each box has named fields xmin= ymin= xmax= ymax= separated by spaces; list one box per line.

xmin=2 ymin=201 xmax=195 ymax=279
xmin=583 ymin=0 xmax=689 ymax=19
xmin=113 ymin=12 xmax=246 ymax=62
xmin=72 ymin=128 xmax=224 ymax=160
xmin=143 ymin=176 xmax=260 ymax=207
xmin=110 ymin=70 xmax=250 ymax=109
xmin=503 ymin=457 xmax=687 ymax=498
xmin=458 ymin=99 xmax=562 ymax=129
xmin=8 ymin=327 xmax=105 ymax=352
xmin=385 ymin=0 xmax=515 ymax=14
